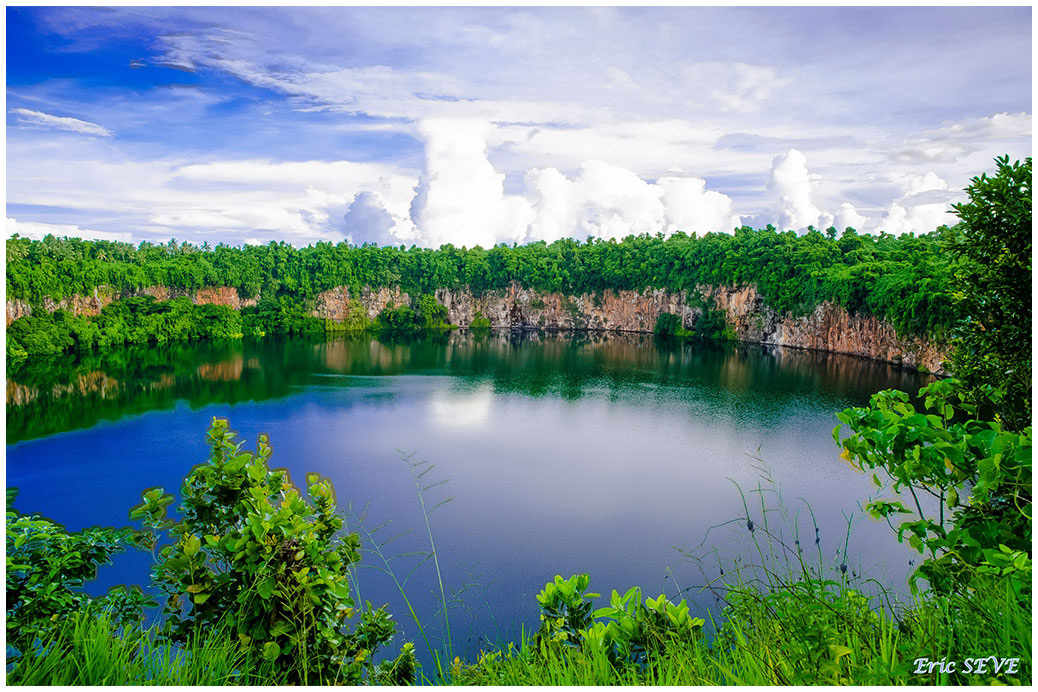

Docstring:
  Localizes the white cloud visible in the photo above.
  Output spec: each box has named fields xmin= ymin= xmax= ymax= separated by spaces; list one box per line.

xmin=343 ymin=191 xmax=420 ymax=246
xmin=684 ymin=62 xmax=791 ymax=114
xmin=525 ymin=167 xmax=582 ymax=243
xmin=7 ymin=218 xmax=132 ymax=242
xmin=409 ymin=118 xmax=534 ymax=248
xmin=5 ymin=137 xmax=422 ymax=245
xmin=659 ymin=175 xmax=741 ymax=235
xmin=895 ymin=112 xmax=1032 ymax=163
xmin=524 ymin=161 xmax=738 ymax=243
xmin=833 ymin=202 xmax=868 ymax=233
xmin=878 ymin=171 xmax=955 ymax=234
xmin=10 ymin=108 xmax=113 ymax=137
xmin=769 ymin=149 xmax=825 ymax=231
xmin=572 ymin=161 xmax=665 ymax=240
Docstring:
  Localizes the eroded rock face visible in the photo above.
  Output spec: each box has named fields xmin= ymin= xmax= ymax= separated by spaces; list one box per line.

xmin=193 ymin=286 xmax=258 ymax=311
xmin=701 ymin=284 xmax=946 ymax=374
xmin=6 ymin=285 xmax=258 ymax=326
xmin=312 ymin=286 xmax=411 ymax=321
xmin=136 ymin=285 xmax=258 ymax=310
xmin=6 ymin=299 xmax=32 ymax=325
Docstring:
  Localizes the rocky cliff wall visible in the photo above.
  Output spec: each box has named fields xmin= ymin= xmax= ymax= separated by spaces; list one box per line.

xmin=6 ymin=285 xmax=257 ymax=326
xmin=313 ymin=283 xmax=947 ymax=373
xmin=6 ymin=282 xmax=946 ymax=373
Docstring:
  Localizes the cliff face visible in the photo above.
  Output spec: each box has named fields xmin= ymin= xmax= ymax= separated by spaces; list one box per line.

xmin=313 ymin=283 xmax=947 ymax=373
xmin=7 ymin=282 xmax=946 ymax=373
xmin=701 ymin=285 xmax=946 ymax=374
xmin=6 ymin=285 xmax=257 ymax=326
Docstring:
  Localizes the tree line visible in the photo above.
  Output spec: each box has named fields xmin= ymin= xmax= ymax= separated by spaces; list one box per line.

xmin=7 ymin=221 xmax=959 ymax=351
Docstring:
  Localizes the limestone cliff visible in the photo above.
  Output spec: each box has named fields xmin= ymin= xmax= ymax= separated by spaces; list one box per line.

xmin=313 ymin=283 xmax=947 ymax=373
xmin=6 ymin=285 xmax=257 ymax=326
xmin=6 ymin=281 xmax=947 ymax=373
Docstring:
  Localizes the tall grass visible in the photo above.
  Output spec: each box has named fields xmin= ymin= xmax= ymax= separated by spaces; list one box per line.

xmin=6 ymin=611 xmax=287 ymax=686
xmin=344 ymin=451 xmax=461 ymax=684
xmin=453 ymin=565 xmax=1030 ymax=685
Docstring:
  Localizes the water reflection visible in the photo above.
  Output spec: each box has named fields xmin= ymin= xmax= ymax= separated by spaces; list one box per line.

xmin=7 ymin=332 xmax=931 ymax=445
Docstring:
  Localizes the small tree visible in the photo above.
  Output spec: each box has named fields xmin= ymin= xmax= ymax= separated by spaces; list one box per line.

xmin=836 ymin=379 xmax=1031 ymax=594
xmin=944 ymin=155 xmax=1032 ymax=431
xmin=837 ymin=157 xmax=1033 ymax=595
xmin=417 ymin=294 xmax=450 ymax=329
xmin=130 ymin=418 xmax=415 ymax=684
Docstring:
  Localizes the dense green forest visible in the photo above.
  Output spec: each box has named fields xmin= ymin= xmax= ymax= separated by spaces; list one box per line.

xmin=7 ymin=218 xmax=960 ymax=359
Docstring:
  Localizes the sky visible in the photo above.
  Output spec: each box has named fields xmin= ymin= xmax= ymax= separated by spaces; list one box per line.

xmin=5 ymin=5 xmax=1033 ymax=248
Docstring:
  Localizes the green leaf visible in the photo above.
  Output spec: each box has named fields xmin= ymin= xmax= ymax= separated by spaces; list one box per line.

xmin=257 ymin=578 xmax=275 ymax=600
xmin=247 ymin=464 xmax=266 ymax=483
xmin=262 ymin=640 xmax=280 ymax=661
xmin=184 ymin=534 xmax=201 ymax=557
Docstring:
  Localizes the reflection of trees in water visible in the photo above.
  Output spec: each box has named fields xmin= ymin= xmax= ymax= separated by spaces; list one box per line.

xmin=6 ymin=332 xmax=934 ymax=445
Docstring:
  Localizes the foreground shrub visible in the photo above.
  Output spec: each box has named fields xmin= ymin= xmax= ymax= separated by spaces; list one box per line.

xmin=5 ymin=490 xmax=151 ymax=653
xmin=130 ymin=417 xmax=415 ymax=685
xmin=836 ymin=378 xmax=1031 ymax=594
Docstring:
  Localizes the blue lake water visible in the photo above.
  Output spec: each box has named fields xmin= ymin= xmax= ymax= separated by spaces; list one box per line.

xmin=6 ymin=331 xmax=933 ymax=667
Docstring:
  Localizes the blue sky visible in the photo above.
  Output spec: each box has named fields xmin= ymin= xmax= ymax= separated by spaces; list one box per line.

xmin=5 ymin=6 xmax=1032 ymax=248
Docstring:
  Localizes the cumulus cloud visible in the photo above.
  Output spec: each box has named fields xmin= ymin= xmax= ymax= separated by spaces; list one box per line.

xmin=409 ymin=118 xmax=534 ymax=248
xmin=878 ymin=172 xmax=956 ymax=234
xmin=525 ymin=167 xmax=582 ymax=243
xmin=7 ymin=218 xmax=132 ymax=242
xmin=769 ymin=149 xmax=826 ymax=231
xmin=658 ymin=175 xmax=741 ymax=235
xmin=343 ymin=191 xmax=420 ymax=246
xmin=524 ymin=163 xmax=740 ymax=242
xmin=407 ymin=121 xmax=742 ymax=246
xmin=833 ymin=202 xmax=868 ymax=233
xmin=10 ymin=108 xmax=113 ymax=137
xmin=569 ymin=161 xmax=665 ymax=239
xmin=524 ymin=162 xmax=743 ymax=243
xmin=342 ymin=192 xmax=396 ymax=245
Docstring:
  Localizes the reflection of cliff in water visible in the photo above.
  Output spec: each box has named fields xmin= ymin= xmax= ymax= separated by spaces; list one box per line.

xmin=6 ymin=332 xmax=935 ymax=445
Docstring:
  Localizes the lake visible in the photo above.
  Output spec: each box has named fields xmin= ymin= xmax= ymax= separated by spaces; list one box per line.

xmin=6 ymin=331 xmax=933 ymax=666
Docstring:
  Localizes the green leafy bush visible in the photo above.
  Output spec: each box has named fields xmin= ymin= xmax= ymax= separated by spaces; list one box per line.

xmin=417 ymin=294 xmax=450 ymax=329
xmin=653 ymin=312 xmax=681 ymax=337
xmin=129 ymin=417 xmax=415 ymax=684
xmin=469 ymin=311 xmax=492 ymax=330
xmin=375 ymin=302 xmax=420 ymax=333
xmin=534 ymin=574 xmax=599 ymax=649
xmin=534 ymin=574 xmax=703 ymax=669
xmin=6 ymin=489 xmax=152 ymax=651
xmin=836 ymin=379 xmax=1031 ymax=594
xmin=585 ymin=585 xmax=704 ymax=666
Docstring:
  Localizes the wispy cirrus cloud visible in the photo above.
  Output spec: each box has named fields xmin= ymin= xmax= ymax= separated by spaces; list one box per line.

xmin=10 ymin=108 xmax=113 ymax=137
